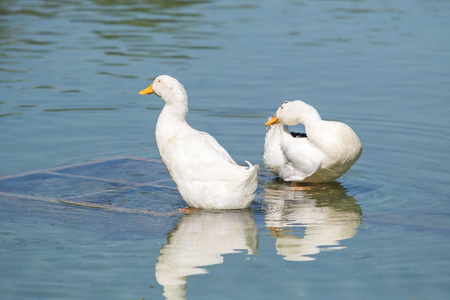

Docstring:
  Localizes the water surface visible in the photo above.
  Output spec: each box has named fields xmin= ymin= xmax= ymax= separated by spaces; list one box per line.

xmin=1 ymin=0 xmax=449 ymax=299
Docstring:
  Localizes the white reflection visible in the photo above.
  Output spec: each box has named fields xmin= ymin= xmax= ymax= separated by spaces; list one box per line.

xmin=264 ymin=181 xmax=361 ymax=261
xmin=155 ymin=210 xmax=257 ymax=300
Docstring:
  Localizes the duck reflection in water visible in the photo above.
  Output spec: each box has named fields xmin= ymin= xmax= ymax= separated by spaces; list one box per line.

xmin=264 ymin=180 xmax=362 ymax=261
xmin=155 ymin=210 xmax=257 ymax=300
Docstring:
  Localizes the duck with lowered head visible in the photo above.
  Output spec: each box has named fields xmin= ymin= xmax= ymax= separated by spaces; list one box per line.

xmin=264 ymin=100 xmax=362 ymax=183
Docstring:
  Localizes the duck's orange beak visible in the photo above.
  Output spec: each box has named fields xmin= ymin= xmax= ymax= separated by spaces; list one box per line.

xmin=139 ymin=84 xmax=154 ymax=95
xmin=265 ymin=115 xmax=280 ymax=126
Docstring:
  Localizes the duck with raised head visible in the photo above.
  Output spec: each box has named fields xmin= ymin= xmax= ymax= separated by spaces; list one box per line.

xmin=139 ymin=75 xmax=259 ymax=209
xmin=264 ymin=100 xmax=362 ymax=182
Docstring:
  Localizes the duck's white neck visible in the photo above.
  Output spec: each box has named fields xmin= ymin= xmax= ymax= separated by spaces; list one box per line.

xmin=277 ymin=101 xmax=322 ymax=126
xmin=155 ymin=93 xmax=190 ymax=150
xmin=160 ymin=102 xmax=188 ymax=122
xmin=294 ymin=102 xmax=322 ymax=125
xmin=160 ymin=86 xmax=189 ymax=119
xmin=300 ymin=110 xmax=321 ymax=126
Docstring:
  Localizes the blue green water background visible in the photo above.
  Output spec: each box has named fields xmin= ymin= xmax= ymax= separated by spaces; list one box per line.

xmin=1 ymin=0 xmax=449 ymax=299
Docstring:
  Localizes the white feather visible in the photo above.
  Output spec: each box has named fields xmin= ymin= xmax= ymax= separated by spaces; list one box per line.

xmin=264 ymin=100 xmax=362 ymax=182
xmin=140 ymin=75 xmax=259 ymax=209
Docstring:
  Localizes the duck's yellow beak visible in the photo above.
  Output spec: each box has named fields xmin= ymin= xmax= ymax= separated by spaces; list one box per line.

xmin=265 ymin=115 xmax=280 ymax=126
xmin=139 ymin=84 xmax=154 ymax=95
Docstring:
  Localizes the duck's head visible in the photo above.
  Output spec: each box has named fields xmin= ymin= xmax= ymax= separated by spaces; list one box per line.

xmin=139 ymin=75 xmax=187 ymax=105
xmin=265 ymin=100 xmax=321 ymax=126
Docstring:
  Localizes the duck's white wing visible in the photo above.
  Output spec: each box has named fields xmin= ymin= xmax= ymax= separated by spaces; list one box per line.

xmin=163 ymin=130 xmax=246 ymax=182
xmin=279 ymin=137 xmax=324 ymax=181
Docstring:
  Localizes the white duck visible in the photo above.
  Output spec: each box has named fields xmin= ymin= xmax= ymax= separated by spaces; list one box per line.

xmin=139 ymin=75 xmax=259 ymax=209
xmin=264 ymin=100 xmax=362 ymax=182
